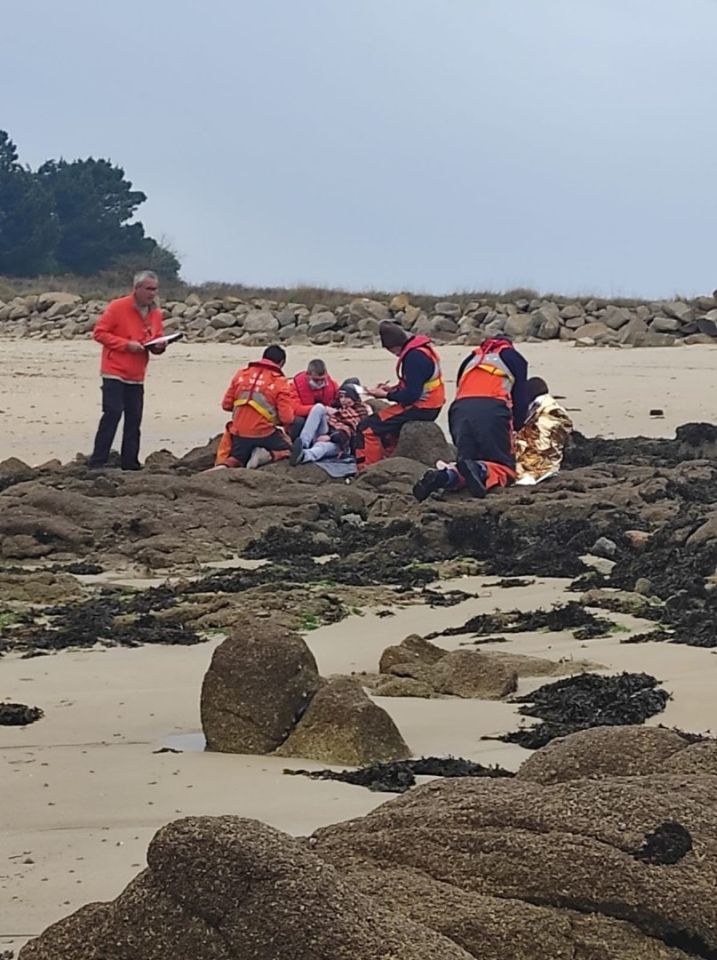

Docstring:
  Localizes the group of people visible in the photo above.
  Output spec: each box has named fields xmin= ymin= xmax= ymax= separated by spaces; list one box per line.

xmin=88 ymin=271 xmax=574 ymax=498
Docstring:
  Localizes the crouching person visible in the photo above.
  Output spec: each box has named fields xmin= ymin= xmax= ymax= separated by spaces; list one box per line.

xmin=290 ymin=380 xmax=369 ymax=465
xmin=218 ymin=345 xmax=294 ymax=468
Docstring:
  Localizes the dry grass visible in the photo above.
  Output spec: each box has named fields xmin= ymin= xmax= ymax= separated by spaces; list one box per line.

xmin=0 ymin=274 xmax=700 ymax=310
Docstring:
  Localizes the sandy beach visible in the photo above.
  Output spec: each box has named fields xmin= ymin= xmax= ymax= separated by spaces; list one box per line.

xmin=2 ymin=340 xmax=717 ymax=954
xmin=2 ymin=339 xmax=716 ymax=466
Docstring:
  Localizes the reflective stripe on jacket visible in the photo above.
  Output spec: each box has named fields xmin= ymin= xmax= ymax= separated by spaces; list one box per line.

xmin=395 ymin=336 xmax=446 ymax=409
xmin=455 ymin=338 xmax=515 ymax=405
xmin=221 ymin=360 xmax=295 ymax=438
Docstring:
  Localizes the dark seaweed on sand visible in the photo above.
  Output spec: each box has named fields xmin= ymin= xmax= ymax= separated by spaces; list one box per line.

xmin=0 ymin=702 xmax=43 ymax=725
xmin=285 ymin=757 xmax=514 ymax=793
xmin=493 ymin=672 xmax=669 ymax=749
xmin=435 ymin=601 xmax=613 ymax=641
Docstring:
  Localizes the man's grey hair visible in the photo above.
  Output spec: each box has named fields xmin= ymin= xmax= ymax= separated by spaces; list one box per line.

xmin=307 ymin=358 xmax=327 ymax=376
xmin=133 ymin=270 xmax=158 ymax=287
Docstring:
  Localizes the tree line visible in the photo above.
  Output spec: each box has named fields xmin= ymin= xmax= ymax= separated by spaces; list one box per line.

xmin=0 ymin=130 xmax=180 ymax=279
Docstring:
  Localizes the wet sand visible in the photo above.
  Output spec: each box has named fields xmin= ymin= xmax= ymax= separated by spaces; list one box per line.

xmin=3 ymin=340 xmax=717 ymax=952
xmin=2 ymin=339 xmax=717 ymax=465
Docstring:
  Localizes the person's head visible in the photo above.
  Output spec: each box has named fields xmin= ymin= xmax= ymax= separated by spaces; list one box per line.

xmin=263 ymin=344 xmax=286 ymax=368
xmin=379 ymin=320 xmax=409 ymax=356
xmin=306 ymin=358 xmax=328 ymax=389
xmin=338 ymin=379 xmax=361 ymax=406
xmin=526 ymin=376 xmax=549 ymax=402
xmin=133 ymin=270 xmax=159 ymax=308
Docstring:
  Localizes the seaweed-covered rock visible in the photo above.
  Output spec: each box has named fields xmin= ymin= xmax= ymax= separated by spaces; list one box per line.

xmin=516 ymin=725 xmax=689 ymax=784
xmin=276 ymin=678 xmax=410 ymax=765
xmin=200 ymin=620 xmax=320 ymax=754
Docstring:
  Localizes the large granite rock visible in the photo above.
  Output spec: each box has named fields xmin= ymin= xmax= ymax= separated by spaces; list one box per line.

xmin=393 ymin=420 xmax=455 ymax=467
xmin=516 ymin=725 xmax=689 ymax=784
xmin=200 ymin=620 xmax=320 ymax=753
xmin=313 ymin=774 xmax=717 ymax=957
xmin=379 ymin=634 xmax=447 ymax=673
xmin=276 ymin=678 xmax=410 ymax=764
xmin=20 ymin=817 xmax=467 ymax=960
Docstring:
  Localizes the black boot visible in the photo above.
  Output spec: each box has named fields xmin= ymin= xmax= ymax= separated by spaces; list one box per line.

xmin=413 ymin=468 xmax=450 ymax=502
xmin=457 ymin=459 xmax=487 ymax=498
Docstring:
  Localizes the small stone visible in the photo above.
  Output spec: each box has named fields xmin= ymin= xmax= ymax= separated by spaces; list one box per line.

xmin=590 ymin=537 xmax=618 ymax=559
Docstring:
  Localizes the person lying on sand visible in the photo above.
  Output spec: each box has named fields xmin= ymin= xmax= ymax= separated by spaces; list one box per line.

xmin=290 ymin=380 xmax=370 ymax=465
xmin=412 ymin=334 xmax=528 ymax=501
xmin=213 ymin=345 xmax=295 ymax=469
xmin=514 ymin=377 xmax=573 ymax=484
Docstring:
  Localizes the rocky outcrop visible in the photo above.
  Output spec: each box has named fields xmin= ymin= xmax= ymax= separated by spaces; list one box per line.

xmin=516 ymin=725 xmax=717 ymax=784
xmin=374 ymin=635 xmax=594 ymax=700
xmin=200 ymin=621 xmax=321 ymax=753
xmin=276 ymin=678 xmax=410 ymax=765
xmin=22 ymin=771 xmax=717 ymax=959
xmin=19 ymin=817 xmax=468 ymax=960
xmin=379 ymin=634 xmax=447 ymax=673
xmin=2 ymin=289 xmax=717 ymax=347
xmin=516 ymin=725 xmax=690 ymax=784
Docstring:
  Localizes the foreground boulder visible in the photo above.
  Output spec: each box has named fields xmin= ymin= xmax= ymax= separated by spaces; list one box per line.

xmin=200 ymin=620 xmax=320 ymax=753
xmin=276 ymin=678 xmax=410 ymax=764
xmin=22 ymin=771 xmax=717 ymax=959
xmin=313 ymin=774 xmax=717 ymax=957
xmin=19 ymin=817 xmax=467 ymax=960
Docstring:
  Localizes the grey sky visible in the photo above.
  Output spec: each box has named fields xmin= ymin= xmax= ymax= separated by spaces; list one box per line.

xmin=3 ymin=0 xmax=716 ymax=297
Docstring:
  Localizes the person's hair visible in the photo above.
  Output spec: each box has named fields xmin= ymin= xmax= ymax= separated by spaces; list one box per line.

xmin=526 ymin=376 xmax=549 ymax=402
xmin=263 ymin=345 xmax=286 ymax=366
xmin=307 ymin=358 xmax=327 ymax=376
xmin=379 ymin=320 xmax=409 ymax=350
xmin=133 ymin=270 xmax=158 ymax=287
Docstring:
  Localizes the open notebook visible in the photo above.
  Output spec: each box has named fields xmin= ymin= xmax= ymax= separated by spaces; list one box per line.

xmin=144 ymin=332 xmax=184 ymax=348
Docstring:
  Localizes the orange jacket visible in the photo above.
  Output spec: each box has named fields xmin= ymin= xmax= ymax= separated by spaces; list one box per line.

xmin=222 ymin=360 xmax=295 ymax=438
xmin=93 ymin=295 xmax=164 ymax=383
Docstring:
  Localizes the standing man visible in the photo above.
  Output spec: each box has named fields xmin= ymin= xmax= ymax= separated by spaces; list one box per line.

xmin=413 ymin=334 xmax=528 ymax=500
xmin=356 ymin=320 xmax=445 ymax=468
xmin=89 ymin=270 xmax=164 ymax=471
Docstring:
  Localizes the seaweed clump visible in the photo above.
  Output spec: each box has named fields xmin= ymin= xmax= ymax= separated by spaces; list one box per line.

xmin=434 ymin=601 xmax=613 ymax=641
xmin=285 ymin=756 xmax=514 ymax=793
xmin=494 ymin=672 xmax=669 ymax=749
xmin=633 ymin=821 xmax=693 ymax=865
xmin=0 ymin=702 xmax=43 ymax=725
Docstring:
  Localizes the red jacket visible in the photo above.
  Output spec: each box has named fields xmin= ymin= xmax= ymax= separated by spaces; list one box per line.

xmin=222 ymin=360 xmax=295 ymax=438
xmin=93 ymin=295 xmax=164 ymax=383
xmin=290 ymin=371 xmax=339 ymax=417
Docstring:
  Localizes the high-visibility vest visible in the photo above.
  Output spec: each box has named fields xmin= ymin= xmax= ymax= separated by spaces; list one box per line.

xmin=395 ymin=336 xmax=446 ymax=409
xmin=455 ymin=338 xmax=515 ymax=405
xmin=232 ymin=361 xmax=283 ymax=424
